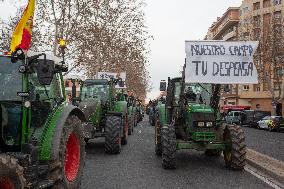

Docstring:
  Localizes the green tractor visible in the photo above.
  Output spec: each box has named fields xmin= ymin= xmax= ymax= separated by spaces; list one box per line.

xmin=155 ymin=65 xmax=246 ymax=170
xmin=0 ymin=50 xmax=86 ymax=188
xmin=72 ymin=78 xmax=129 ymax=154
xmin=127 ymin=95 xmax=137 ymax=133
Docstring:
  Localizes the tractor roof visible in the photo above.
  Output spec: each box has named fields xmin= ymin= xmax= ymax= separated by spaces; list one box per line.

xmin=84 ymin=79 xmax=109 ymax=86
xmin=63 ymin=74 xmax=84 ymax=81
xmin=27 ymin=51 xmax=62 ymax=65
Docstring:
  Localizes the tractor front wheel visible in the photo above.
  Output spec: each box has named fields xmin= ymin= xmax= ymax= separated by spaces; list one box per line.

xmin=128 ymin=115 xmax=134 ymax=135
xmin=161 ymin=126 xmax=176 ymax=169
xmin=0 ymin=154 xmax=26 ymax=189
xmin=50 ymin=115 xmax=85 ymax=189
xmin=223 ymin=124 xmax=246 ymax=170
xmin=155 ymin=118 xmax=162 ymax=156
xmin=121 ymin=115 xmax=128 ymax=145
xmin=105 ymin=116 xmax=122 ymax=154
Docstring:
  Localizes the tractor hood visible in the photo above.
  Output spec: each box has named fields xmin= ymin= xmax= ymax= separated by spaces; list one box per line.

xmin=187 ymin=103 xmax=214 ymax=113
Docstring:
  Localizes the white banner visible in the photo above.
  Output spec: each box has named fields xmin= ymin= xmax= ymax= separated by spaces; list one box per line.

xmin=97 ymin=72 xmax=126 ymax=81
xmin=185 ymin=41 xmax=259 ymax=84
xmin=97 ymin=72 xmax=127 ymax=89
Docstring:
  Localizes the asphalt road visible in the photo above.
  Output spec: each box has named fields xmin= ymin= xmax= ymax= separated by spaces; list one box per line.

xmin=243 ymin=126 xmax=284 ymax=162
xmin=82 ymin=119 xmax=272 ymax=189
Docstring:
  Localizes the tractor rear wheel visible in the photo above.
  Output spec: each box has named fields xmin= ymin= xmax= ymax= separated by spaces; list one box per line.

xmin=50 ymin=115 xmax=85 ymax=189
xmin=0 ymin=154 xmax=26 ymax=189
xmin=128 ymin=115 xmax=134 ymax=136
xmin=155 ymin=118 xmax=162 ymax=156
xmin=161 ymin=126 xmax=176 ymax=169
xmin=223 ymin=124 xmax=246 ymax=170
xmin=121 ymin=115 xmax=128 ymax=145
xmin=105 ymin=116 xmax=122 ymax=154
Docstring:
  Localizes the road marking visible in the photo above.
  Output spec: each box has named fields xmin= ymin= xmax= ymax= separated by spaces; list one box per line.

xmin=245 ymin=165 xmax=283 ymax=189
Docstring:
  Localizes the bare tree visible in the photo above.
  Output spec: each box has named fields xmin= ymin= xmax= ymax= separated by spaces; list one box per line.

xmin=0 ymin=0 xmax=151 ymax=100
xmin=238 ymin=10 xmax=284 ymax=113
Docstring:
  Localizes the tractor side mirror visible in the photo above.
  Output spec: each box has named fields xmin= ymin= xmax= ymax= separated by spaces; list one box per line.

xmin=160 ymin=80 xmax=167 ymax=91
xmin=118 ymin=80 xmax=124 ymax=87
xmin=37 ymin=59 xmax=55 ymax=85
xmin=11 ymin=48 xmax=25 ymax=63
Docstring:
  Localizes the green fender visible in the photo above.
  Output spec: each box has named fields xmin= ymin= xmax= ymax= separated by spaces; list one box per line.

xmin=90 ymin=99 xmax=102 ymax=126
xmin=157 ymin=104 xmax=167 ymax=126
xmin=115 ymin=101 xmax=127 ymax=116
xmin=39 ymin=103 xmax=86 ymax=160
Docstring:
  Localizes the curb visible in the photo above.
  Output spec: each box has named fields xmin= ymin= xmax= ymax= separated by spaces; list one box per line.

xmin=246 ymin=148 xmax=284 ymax=187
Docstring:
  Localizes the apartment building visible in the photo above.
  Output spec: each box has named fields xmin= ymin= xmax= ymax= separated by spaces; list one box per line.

xmin=206 ymin=1 xmax=284 ymax=115
xmin=238 ymin=0 xmax=284 ymax=114
xmin=205 ymin=7 xmax=241 ymax=107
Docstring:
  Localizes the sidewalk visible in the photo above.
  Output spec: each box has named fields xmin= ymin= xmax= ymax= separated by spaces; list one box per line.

xmin=246 ymin=148 xmax=284 ymax=187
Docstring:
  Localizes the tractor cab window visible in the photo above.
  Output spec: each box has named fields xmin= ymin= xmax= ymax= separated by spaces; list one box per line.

xmin=29 ymin=73 xmax=64 ymax=104
xmin=0 ymin=56 xmax=22 ymax=101
xmin=184 ymin=83 xmax=212 ymax=105
xmin=0 ymin=56 xmax=23 ymax=147
xmin=174 ymin=82 xmax=181 ymax=105
xmin=81 ymin=84 xmax=109 ymax=103
xmin=28 ymin=73 xmax=64 ymax=128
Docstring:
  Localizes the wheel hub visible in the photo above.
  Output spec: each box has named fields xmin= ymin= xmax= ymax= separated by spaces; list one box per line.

xmin=0 ymin=177 xmax=15 ymax=189
xmin=64 ymin=132 xmax=80 ymax=182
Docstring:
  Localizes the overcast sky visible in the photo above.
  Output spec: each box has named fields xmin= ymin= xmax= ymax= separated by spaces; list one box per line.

xmin=0 ymin=0 xmax=244 ymax=101
xmin=144 ymin=0 xmax=243 ymax=101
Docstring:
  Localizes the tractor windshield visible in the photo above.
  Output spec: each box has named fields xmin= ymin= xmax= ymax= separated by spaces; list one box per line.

xmin=184 ymin=83 xmax=212 ymax=105
xmin=81 ymin=84 xmax=109 ymax=103
xmin=28 ymin=73 xmax=64 ymax=104
xmin=0 ymin=56 xmax=22 ymax=101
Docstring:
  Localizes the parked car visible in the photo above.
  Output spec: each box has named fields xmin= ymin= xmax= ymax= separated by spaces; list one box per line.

xmin=243 ymin=110 xmax=271 ymax=127
xmin=225 ymin=111 xmax=245 ymax=125
xmin=257 ymin=116 xmax=284 ymax=132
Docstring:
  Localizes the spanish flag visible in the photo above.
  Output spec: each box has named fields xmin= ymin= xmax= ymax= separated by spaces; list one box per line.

xmin=10 ymin=0 xmax=35 ymax=53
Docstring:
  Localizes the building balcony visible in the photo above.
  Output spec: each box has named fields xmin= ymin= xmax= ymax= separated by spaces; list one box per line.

xmin=211 ymin=8 xmax=240 ymax=40
xmin=239 ymin=91 xmax=272 ymax=99
xmin=223 ymin=30 xmax=237 ymax=41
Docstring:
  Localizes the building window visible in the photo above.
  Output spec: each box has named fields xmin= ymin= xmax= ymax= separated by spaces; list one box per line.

xmin=243 ymin=85 xmax=250 ymax=91
xmin=228 ymin=101 xmax=236 ymax=105
xmin=253 ymin=2 xmax=261 ymax=10
xmin=263 ymin=82 xmax=269 ymax=91
xmin=253 ymin=84 xmax=261 ymax=91
xmin=274 ymin=82 xmax=282 ymax=90
xmin=253 ymin=16 xmax=261 ymax=27
xmin=274 ymin=0 xmax=281 ymax=5
xmin=253 ymin=28 xmax=261 ymax=40
xmin=263 ymin=0 xmax=271 ymax=8
xmin=274 ymin=11 xmax=282 ymax=23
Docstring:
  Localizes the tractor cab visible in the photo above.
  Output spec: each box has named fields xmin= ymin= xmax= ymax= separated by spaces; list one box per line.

xmin=0 ymin=52 xmax=66 ymax=152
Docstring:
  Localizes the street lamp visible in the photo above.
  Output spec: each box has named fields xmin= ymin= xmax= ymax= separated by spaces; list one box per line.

xmin=58 ymin=38 xmax=67 ymax=63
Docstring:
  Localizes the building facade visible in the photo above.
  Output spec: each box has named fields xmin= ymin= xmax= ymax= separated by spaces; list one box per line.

xmin=206 ymin=0 xmax=284 ymax=115
xmin=205 ymin=7 xmax=241 ymax=108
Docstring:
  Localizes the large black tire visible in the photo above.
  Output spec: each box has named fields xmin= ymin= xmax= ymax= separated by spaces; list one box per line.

xmin=0 ymin=154 xmax=26 ymax=189
xmin=223 ymin=124 xmax=246 ymax=170
xmin=161 ymin=126 xmax=176 ymax=169
xmin=105 ymin=116 xmax=122 ymax=154
xmin=155 ymin=118 xmax=162 ymax=156
xmin=121 ymin=115 xmax=128 ymax=145
xmin=50 ymin=115 xmax=86 ymax=189
xmin=150 ymin=117 xmax=155 ymax=126
xmin=128 ymin=115 xmax=134 ymax=136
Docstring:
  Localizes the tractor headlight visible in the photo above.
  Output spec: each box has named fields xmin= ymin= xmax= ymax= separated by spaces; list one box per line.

xmin=206 ymin=122 xmax=213 ymax=127
xmin=197 ymin=122 xmax=205 ymax=127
